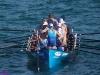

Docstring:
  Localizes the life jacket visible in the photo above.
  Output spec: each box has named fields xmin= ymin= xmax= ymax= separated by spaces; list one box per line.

xmin=47 ymin=29 xmax=56 ymax=46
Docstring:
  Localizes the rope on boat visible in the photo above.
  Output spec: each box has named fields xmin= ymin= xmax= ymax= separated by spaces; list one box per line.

xmin=36 ymin=31 xmax=40 ymax=72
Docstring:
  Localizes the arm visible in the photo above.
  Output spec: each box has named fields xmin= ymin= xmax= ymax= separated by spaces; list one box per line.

xmin=64 ymin=24 xmax=68 ymax=34
xmin=55 ymin=20 xmax=58 ymax=25
xmin=56 ymin=31 xmax=61 ymax=37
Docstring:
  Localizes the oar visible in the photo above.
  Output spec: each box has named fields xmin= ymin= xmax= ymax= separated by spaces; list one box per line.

xmin=77 ymin=32 xmax=100 ymax=35
xmin=26 ymin=30 xmax=40 ymax=72
xmin=0 ymin=43 xmax=27 ymax=56
xmin=0 ymin=44 xmax=19 ymax=49
xmin=78 ymin=38 xmax=100 ymax=41
xmin=79 ymin=40 xmax=100 ymax=42
xmin=0 ymin=36 xmax=28 ymax=56
xmin=76 ymin=43 xmax=100 ymax=50
xmin=0 ymin=34 xmax=31 ymax=43
xmin=0 ymin=50 xmax=23 ymax=56
xmin=80 ymin=46 xmax=100 ymax=50
xmin=0 ymin=38 xmax=27 ymax=44
xmin=36 ymin=31 xmax=40 ymax=72
xmin=0 ymin=48 xmax=27 ymax=56
xmin=0 ymin=29 xmax=35 ymax=32
xmin=0 ymin=43 xmax=27 ymax=49
xmin=77 ymin=49 xmax=100 ymax=55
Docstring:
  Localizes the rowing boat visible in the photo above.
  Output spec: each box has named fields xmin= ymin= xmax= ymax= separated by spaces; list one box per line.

xmin=26 ymin=15 xmax=77 ymax=69
xmin=26 ymin=29 xmax=77 ymax=69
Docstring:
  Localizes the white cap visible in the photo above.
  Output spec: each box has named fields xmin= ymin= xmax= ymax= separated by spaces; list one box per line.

xmin=58 ymin=28 xmax=62 ymax=34
xmin=59 ymin=18 xmax=66 ymax=24
xmin=49 ymin=23 xmax=53 ymax=27
xmin=58 ymin=23 xmax=61 ymax=27
xmin=43 ymin=21 xmax=48 ymax=25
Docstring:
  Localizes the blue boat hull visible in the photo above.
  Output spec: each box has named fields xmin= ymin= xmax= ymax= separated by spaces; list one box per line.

xmin=38 ymin=49 xmax=73 ymax=68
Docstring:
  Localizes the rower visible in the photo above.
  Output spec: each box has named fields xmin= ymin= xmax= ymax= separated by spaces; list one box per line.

xmin=31 ymin=33 xmax=37 ymax=51
xmin=39 ymin=31 xmax=48 ymax=50
xmin=39 ymin=18 xmax=48 ymax=31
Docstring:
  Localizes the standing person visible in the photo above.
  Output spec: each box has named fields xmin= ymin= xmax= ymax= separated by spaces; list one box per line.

xmin=47 ymin=23 xmax=60 ymax=49
xmin=59 ymin=18 xmax=68 ymax=47
xmin=56 ymin=23 xmax=65 ymax=51
xmin=48 ymin=14 xmax=58 ymax=29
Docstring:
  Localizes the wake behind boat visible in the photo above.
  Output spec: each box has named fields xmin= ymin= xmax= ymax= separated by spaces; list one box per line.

xmin=26 ymin=15 xmax=77 ymax=69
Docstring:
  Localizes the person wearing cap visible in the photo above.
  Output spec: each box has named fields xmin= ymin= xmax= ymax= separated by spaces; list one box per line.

xmin=39 ymin=25 xmax=48 ymax=48
xmin=48 ymin=14 xmax=58 ymax=29
xmin=56 ymin=23 xmax=65 ymax=51
xmin=58 ymin=18 xmax=68 ymax=47
xmin=39 ymin=18 xmax=48 ymax=31
xmin=47 ymin=23 xmax=60 ymax=49
xmin=39 ymin=18 xmax=48 ymax=39
xmin=39 ymin=31 xmax=48 ymax=50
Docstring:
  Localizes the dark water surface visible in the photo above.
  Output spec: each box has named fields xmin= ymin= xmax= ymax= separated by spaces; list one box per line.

xmin=0 ymin=0 xmax=100 ymax=75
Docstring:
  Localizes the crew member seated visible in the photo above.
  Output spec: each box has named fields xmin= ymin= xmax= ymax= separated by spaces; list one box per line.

xmin=39 ymin=30 xmax=48 ymax=50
